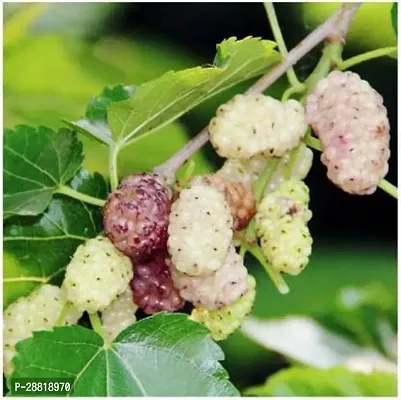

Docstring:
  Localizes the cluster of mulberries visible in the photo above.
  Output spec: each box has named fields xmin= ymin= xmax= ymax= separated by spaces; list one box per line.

xmin=209 ymin=94 xmax=307 ymax=159
xmin=3 ymin=285 xmax=82 ymax=376
xmin=167 ymin=180 xmax=256 ymax=338
xmin=256 ymin=179 xmax=313 ymax=275
xmin=102 ymin=173 xmax=184 ymax=317
xmin=306 ymin=70 xmax=390 ymax=195
xmin=5 ymin=67 xmax=391 ymax=373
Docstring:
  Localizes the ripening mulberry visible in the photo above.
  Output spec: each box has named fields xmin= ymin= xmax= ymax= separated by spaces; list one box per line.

xmin=131 ymin=251 xmax=184 ymax=315
xmin=168 ymin=185 xmax=233 ymax=276
xmin=209 ymin=94 xmax=307 ymax=159
xmin=217 ymin=154 xmax=267 ymax=186
xmin=190 ymin=175 xmax=256 ymax=230
xmin=190 ymin=275 xmax=256 ymax=341
xmin=3 ymin=285 xmax=82 ymax=376
xmin=260 ymin=216 xmax=313 ymax=275
xmin=266 ymin=144 xmax=314 ymax=194
xmin=216 ymin=144 xmax=313 ymax=196
xmin=62 ymin=236 xmax=133 ymax=313
xmin=256 ymin=179 xmax=313 ymax=275
xmin=172 ymin=246 xmax=248 ymax=310
xmin=101 ymin=286 xmax=138 ymax=342
xmin=103 ymin=173 xmax=172 ymax=260
xmin=256 ymin=178 xmax=312 ymax=230
xmin=306 ymin=70 xmax=390 ymax=195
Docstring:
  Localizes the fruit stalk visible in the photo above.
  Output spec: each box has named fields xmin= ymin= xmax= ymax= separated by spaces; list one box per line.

xmin=56 ymin=185 xmax=106 ymax=207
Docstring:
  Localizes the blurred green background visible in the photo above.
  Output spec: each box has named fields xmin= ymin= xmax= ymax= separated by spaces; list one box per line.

xmin=3 ymin=2 xmax=397 ymax=393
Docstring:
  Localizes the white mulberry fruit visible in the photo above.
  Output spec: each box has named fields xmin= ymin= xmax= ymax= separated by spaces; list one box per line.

xmin=256 ymin=179 xmax=313 ymax=275
xmin=190 ymin=275 xmax=256 ymax=341
xmin=131 ymin=251 xmax=184 ymax=315
xmin=266 ymin=144 xmax=314 ymax=193
xmin=103 ymin=173 xmax=172 ymax=260
xmin=306 ymin=70 xmax=390 ymax=195
xmin=101 ymin=286 xmax=138 ymax=342
xmin=168 ymin=185 xmax=233 ymax=276
xmin=3 ymin=285 xmax=82 ymax=377
xmin=217 ymin=154 xmax=268 ymax=186
xmin=217 ymin=144 xmax=313 ymax=197
xmin=190 ymin=175 xmax=256 ymax=230
xmin=209 ymin=94 xmax=307 ymax=159
xmin=62 ymin=236 xmax=133 ymax=313
xmin=172 ymin=246 xmax=248 ymax=310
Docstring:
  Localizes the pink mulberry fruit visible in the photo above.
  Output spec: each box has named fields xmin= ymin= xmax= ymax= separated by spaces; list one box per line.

xmin=306 ymin=70 xmax=390 ymax=195
xmin=171 ymin=245 xmax=249 ymax=310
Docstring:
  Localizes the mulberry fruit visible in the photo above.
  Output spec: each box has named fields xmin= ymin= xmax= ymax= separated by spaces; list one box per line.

xmin=266 ymin=144 xmax=314 ymax=193
xmin=256 ymin=180 xmax=313 ymax=275
xmin=216 ymin=144 xmax=313 ymax=197
xmin=3 ymin=285 xmax=82 ymax=376
xmin=172 ymin=246 xmax=248 ymax=310
xmin=217 ymin=154 xmax=267 ymax=186
xmin=256 ymin=179 xmax=312 ymax=230
xmin=306 ymin=70 xmax=390 ymax=195
xmin=209 ymin=94 xmax=307 ymax=159
xmin=260 ymin=216 xmax=313 ymax=276
xmin=131 ymin=251 xmax=184 ymax=315
xmin=103 ymin=173 xmax=172 ymax=260
xmin=62 ymin=236 xmax=133 ymax=313
xmin=190 ymin=175 xmax=256 ymax=230
xmin=102 ymin=286 xmax=138 ymax=342
xmin=190 ymin=275 xmax=256 ymax=341
xmin=168 ymin=185 xmax=233 ymax=276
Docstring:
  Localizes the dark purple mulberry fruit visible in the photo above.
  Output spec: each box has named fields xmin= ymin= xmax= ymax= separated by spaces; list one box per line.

xmin=131 ymin=251 xmax=184 ymax=315
xmin=103 ymin=173 xmax=172 ymax=261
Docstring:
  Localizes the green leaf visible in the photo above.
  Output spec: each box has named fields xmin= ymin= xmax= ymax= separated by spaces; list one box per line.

xmin=316 ymin=283 xmax=397 ymax=356
xmin=244 ymin=367 xmax=397 ymax=396
xmin=3 ymin=169 xmax=108 ymax=308
xmin=66 ymin=84 xmax=135 ymax=145
xmin=240 ymin=315 xmax=396 ymax=372
xmin=11 ymin=313 xmax=239 ymax=396
xmin=4 ymin=125 xmax=84 ymax=217
xmin=108 ymin=37 xmax=280 ymax=146
xmin=391 ymin=3 xmax=397 ymax=35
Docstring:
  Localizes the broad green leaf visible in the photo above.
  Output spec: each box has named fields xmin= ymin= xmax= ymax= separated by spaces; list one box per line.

xmin=241 ymin=316 xmax=395 ymax=372
xmin=3 ymin=169 xmax=108 ymax=308
xmin=244 ymin=367 xmax=397 ymax=396
xmin=11 ymin=313 xmax=240 ymax=396
xmin=66 ymin=84 xmax=135 ymax=145
xmin=4 ymin=125 xmax=84 ymax=217
xmin=391 ymin=3 xmax=397 ymax=35
xmin=108 ymin=37 xmax=280 ymax=146
xmin=316 ymin=283 xmax=396 ymax=357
